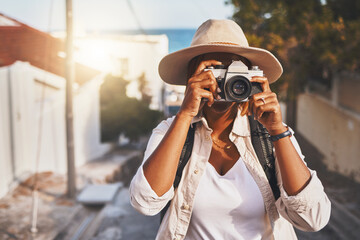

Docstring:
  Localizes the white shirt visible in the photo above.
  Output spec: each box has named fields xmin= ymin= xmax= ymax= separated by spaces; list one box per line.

xmin=185 ymin=159 xmax=269 ymax=240
xmin=129 ymin=110 xmax=331 ymax=240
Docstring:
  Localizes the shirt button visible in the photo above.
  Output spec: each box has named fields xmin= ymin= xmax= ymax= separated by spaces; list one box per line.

xmin=205 ymin=135 xmax=210 ymax=141
xmin=183 ymin=203 xmax=190 ymax=210
xmin=194 ymin=169 xmax=199 ymax=174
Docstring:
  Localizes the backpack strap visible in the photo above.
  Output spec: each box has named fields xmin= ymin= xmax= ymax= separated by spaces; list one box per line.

xmin=160 ymin=124 xmax=196 ymax=221
xmin=248 ymin=115 xmax=280 ymax=200
xmin=173 ymin=124 xmax=196 ymax=188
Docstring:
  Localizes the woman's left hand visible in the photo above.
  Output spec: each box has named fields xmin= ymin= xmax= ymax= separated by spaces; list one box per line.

xmin=248 ymin=76 xmax=287 ymax=135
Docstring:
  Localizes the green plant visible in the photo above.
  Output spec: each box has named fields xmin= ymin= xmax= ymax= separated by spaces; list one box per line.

xmin=100 ymin=74 xmax=162 ymax=143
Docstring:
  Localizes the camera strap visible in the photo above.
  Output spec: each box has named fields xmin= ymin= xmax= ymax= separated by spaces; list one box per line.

xmin=248 ymin=115 xmax=280 ymax=200
xmin=159 ymin=116 xmax=280 ymax=222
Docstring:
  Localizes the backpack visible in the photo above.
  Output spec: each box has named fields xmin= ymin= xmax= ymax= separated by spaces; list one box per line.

xmin=160 ymin=115 xmax=280 ymax=221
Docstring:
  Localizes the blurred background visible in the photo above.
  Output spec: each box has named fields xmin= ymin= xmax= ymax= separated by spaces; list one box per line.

xmin=0 ymin=0 xmax=359 ymax=239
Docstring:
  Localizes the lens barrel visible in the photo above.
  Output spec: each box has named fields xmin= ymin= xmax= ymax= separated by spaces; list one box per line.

xmin=225 ymin=76 xmax=252 ymax=101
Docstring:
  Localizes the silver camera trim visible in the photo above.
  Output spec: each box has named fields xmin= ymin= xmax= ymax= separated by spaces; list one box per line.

xmin=205 ymin=60 xmax=263 ymax=102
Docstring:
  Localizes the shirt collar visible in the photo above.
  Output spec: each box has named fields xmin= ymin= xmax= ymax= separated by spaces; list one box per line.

xmin=231 ymin=109 xmax=251 ymax=137
xmin=191 ymin=114 xmax=212 ymax=132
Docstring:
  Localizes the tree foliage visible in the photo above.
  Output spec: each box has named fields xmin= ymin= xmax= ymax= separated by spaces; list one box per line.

xmin=100 ymin=74 xmax=162 ymax=143
xmin=228 ymin=0 xmax=360 ymax=98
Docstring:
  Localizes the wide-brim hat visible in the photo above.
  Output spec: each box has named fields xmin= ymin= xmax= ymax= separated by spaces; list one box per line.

xmin=158 ymin=19 xmax=283 ymax=85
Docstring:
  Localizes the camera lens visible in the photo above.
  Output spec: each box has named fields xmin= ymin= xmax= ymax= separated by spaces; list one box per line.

xmin=232 ymin=81 xmax=247 ymax=95
xmin=225 ymin=76 xmax=251 ymax=101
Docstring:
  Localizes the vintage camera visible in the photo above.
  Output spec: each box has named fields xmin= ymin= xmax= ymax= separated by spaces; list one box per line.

xmin=205 ymin=60 xmax=263 ymax=102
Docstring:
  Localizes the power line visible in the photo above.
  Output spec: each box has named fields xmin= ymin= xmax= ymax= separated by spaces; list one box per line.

xmin=125 ymin=0 xmax=146 ymax=34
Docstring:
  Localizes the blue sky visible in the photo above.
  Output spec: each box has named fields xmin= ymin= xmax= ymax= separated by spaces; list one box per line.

xmin=0 ymin=0 xmax=234 ymax=31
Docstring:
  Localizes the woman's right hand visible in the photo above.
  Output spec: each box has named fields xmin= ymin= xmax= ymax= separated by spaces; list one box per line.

xmin=178 ymin=60 xmax=222 ymax=119
xmin=142 ymin=59 xmax=221 ymax=196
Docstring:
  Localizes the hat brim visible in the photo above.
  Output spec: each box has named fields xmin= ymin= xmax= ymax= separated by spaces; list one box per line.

xmin=159 ymin=43 xmax=283 ymax=85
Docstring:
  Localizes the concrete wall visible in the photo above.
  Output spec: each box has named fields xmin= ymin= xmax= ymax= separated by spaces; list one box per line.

xmin=337 ymin=72 xmax=360 ymax=114
xmin=297 ymin=93 xmax=360 ymax=182
xmin=0 ymin=61 xmax=111 ymax=198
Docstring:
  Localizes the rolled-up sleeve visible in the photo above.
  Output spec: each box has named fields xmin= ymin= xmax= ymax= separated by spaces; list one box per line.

xmin=129 ymin=118 xmax=175 ymax=216
xmin=129 ymin=164 xmax=174 ymax=216
xmin=275 ymin=128 xmax=331 ymax=232
xmin=276 ymin=170 xmax=331 ymax=231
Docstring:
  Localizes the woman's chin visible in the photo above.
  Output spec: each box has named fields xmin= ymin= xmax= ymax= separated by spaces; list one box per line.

xmin=208 ymin=101 xmax=236 ymax=113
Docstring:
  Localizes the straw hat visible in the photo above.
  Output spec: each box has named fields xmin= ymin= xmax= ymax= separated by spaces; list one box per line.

xmin=158 ymin=19 xmax=283 ymax=85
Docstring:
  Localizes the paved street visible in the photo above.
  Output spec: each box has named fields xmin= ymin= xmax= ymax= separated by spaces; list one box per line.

xmin=87 ymin=133 xmax=360 ymax=240
xmin=91 ymin=188 xmax=159 ymax=240
xmin=98 ymin=133 xmax=360 ymax=240
xmin=1 ymin=136 xmax=359 ymax=240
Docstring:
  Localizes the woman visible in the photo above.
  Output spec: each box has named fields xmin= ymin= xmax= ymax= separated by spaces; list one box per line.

xmin=130 ymin=19 xmax=331 ymax=240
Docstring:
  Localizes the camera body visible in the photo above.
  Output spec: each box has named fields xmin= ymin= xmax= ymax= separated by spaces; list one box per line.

xmin=205 ymin=60 xmax=263 ymax=102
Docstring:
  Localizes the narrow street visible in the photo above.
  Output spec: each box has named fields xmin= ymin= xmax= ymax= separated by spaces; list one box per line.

xmin=52 ymin=145 xmax=160 ymax=240
xmin=1 ymin=134 xmax=359 ymax=240
xmin=70 ymin=132 xmax=360 ymax=240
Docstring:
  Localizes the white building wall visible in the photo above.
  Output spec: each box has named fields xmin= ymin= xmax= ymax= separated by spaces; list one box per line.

xmin=0 ymin=68 xmax=13 ymax=197
xmin=74 ymin=34 xmax=168 ymax=110
xmin=297 ymin=93 xmax=360 ymax=182
xmin=9 ymin=62 xmax=37 ymax=177
xmin=0 ymin=61 xmax=111 ymax=198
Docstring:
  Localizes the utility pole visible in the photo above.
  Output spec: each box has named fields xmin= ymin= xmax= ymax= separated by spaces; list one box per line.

xmin=65 ymin=0 xmax=76 ymax=198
